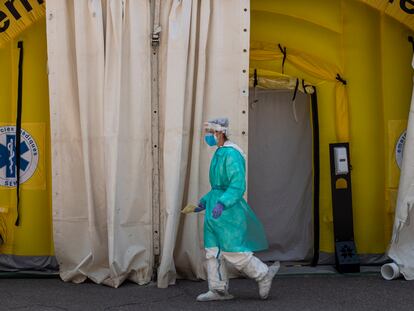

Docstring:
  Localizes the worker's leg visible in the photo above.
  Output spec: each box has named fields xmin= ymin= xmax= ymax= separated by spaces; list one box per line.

xmin=196 ymin=247 xmax=234 ymax=302
xmin=222 ymin=251 xmax=280 ymax=299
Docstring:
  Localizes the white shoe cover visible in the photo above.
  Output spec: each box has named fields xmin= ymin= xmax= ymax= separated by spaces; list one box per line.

xmin=258 ymin=262 xmax=280 ymax=299
xmin=196 ymin=290 xmax=234 ymax=302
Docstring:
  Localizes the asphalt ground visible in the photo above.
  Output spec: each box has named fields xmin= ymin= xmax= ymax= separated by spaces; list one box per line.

xmin=0 ymin=273 xmax=413 ymax=311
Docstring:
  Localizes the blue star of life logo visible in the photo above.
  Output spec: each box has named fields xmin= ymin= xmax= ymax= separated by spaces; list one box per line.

xmin=0 ymin=126 xmax=38 ymax=187
xmin=395 ymin=130 xmax=406 ymax=170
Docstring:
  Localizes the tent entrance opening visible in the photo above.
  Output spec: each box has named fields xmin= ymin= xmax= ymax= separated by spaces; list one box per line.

xmin=248 ymin=88 xmax=314 ymax=263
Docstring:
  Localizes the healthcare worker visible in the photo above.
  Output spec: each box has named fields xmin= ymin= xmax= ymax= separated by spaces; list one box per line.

xmin=183 ymin=118 xmax=280 ymax=302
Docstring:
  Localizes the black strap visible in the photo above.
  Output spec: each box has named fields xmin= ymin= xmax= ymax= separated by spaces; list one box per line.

xmin=409 ymin=36 xmax=414 ymax=53
xmin=336 ymin=74 xmax=347 ymax=85
xmin=292 ymin=78 xmax=299 ymax=102
xmin=253 ymin=69 xmax=258 ymax=88
xmin=15 ymin=41 xmax=24 ymax=226
xmin=302 ymin=79 xmax=307 ymax=92
xmin=278 ymin=44 xmax=287 ymax=74
xmin=304 ymin=84 xmax=320 ymax=267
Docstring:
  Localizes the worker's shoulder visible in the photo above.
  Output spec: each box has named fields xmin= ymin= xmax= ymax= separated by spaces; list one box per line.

xmin=222 ymin=146 xmax=244 ymax=159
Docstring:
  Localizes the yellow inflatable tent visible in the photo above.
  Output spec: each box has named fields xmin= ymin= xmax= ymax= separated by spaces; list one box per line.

xmin=249 ymin=0 xmax=413 ymax=260
xmin=0 ymin=0 xmax=413 ymax=273
xmin=0 ymin=0 xmax=54 ymax=270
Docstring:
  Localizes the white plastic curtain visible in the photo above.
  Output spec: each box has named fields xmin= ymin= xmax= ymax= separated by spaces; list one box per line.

xmin=388 ymin=55 xmax=414 ymax=280
xmin=47 ymin=0 xmax=250 ymax=288
xmin=46 ymin=0 xmax=153 ymax=287
xmin=157 ymin=0 xmax=250 ymax=287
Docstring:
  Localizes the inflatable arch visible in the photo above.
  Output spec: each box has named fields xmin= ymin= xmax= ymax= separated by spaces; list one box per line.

xmin=250 ymin=0 xmax=413 ymax=257
xmin=0 ymin=0 xmax=413 ymax=273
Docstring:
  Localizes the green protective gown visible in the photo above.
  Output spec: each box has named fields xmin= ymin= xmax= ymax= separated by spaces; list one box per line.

xmin=200 ymin=144 xmax=269 ymax=253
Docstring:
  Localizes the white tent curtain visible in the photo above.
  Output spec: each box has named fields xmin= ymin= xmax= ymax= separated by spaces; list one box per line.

xmin=388 ymin=55 xmax=414 ymax=280
xmin=46 ymin=0 xmax=153 ymax=287
xmin=157 ymin=0 xmax=250 ymax=288
xmin=47 ymin=0 xmax=250 ymax=288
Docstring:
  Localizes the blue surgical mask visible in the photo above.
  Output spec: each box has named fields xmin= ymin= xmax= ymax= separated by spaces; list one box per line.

xmin=204 ymin=133 xmax=217 ymax=146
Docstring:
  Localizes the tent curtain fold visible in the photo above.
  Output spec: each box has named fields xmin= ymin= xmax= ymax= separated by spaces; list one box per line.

xmin=157 ymin=0 xmax=250 ymax=288
xmin=157 ymin=0 xmax=210 ymax=288
xmin=46 ymin=0 xmax=152 ymax=287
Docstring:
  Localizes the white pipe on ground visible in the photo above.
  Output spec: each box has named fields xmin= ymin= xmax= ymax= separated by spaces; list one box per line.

xmin=381 ymin=262 xmax=401 ymax=280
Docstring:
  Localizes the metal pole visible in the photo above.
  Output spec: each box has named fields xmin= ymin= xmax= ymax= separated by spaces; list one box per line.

xmin=150 ymin=0 xmax=162 ymax=272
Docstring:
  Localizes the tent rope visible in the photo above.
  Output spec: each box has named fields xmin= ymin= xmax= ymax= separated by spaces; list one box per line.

xmin=336 ymin=73 xmax=347 ymax=85
xmin=278 ymin=44 xmax=287 ymax=74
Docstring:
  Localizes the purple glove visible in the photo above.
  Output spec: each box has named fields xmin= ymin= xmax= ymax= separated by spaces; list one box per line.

xmin=194 ymin=202 xmax=206 ymax=213
xmin=212 ymin=202 xmax=224 ymax=219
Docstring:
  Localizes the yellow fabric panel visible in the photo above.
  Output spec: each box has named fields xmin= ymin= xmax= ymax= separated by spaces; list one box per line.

xmin=361 ymin=0 xmax=388 ymax=11
xmin=343 ymin=0 xmax=385 ymax=253
xmin=0 ymin=0 xmax=45 ymax=47
xmin=250 ymin=42 xmax=350 ymax=141
xmin=252 ymin=0 xmax=414 ymax=33
xmin=335 ymin=84 xmax=350 ymax=142
xmin=250 ymin=10 xmax=342 ymax=68
xmin=381 ymin=15 xmax=412 ymax=123
xmin=251 ymin=0 xmax=342 ymax=34
xmin=250 ymin=42 xmax=342 ymax=79
xmin=361 ymin=0 xmax=414 ymax=31
xmin=316 ymin=83 xmax=338 ymax=253
xmin=0 ymin=18 xmax=52 ymax=256
xmin=0 ymin=15 xmax=13 ymax=253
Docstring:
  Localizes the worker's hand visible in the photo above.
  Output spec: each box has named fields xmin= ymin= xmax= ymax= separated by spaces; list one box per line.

xmin=194 ymin=202 xmax=206 ymax=213
xmin=212 ymin=202 xmax=224 ymax=219
xmin=181 ymin=202 xmax=206 ymax=214
xmin=181 ymin=204 xmax=197 ymax=214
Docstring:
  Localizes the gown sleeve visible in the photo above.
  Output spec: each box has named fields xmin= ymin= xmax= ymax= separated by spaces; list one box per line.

xmin=218 ymin=149 xmax=246 ymax=209
xmin=199 ymin=191 xmax=210 ymax=206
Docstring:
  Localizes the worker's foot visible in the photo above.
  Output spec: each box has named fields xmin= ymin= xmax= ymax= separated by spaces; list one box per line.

xmin=258 ymin=262 xmax=280 ymax=299
xmin=196 ymin=290 xmax=234 ymax=302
